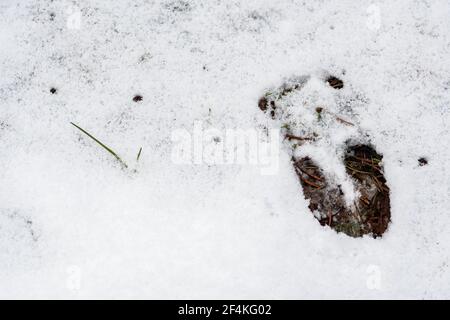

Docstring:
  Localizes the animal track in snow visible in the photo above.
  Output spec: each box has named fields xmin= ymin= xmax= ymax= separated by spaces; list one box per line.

xmin=258 ymin=72 xmax=391 ymax=238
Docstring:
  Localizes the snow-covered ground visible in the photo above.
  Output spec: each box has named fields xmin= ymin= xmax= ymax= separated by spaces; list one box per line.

xmin=0 ymin=0 xmax=449 ymax=299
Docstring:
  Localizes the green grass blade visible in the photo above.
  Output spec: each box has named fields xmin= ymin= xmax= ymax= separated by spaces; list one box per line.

xmin=137 ymin=147 xmax=142 ymax=161
xmin=70 ymin=122 xmax=128 ymax=168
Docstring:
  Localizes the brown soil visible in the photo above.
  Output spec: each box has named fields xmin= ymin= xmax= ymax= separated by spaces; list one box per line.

xmin=326 ymin=76 xmax=344 ymax=89
xmin=133 ymin=95 xmax=143 ymax=102
xmin=294 ymin=144 xmax=390 ymax=238
xmin=418 ymin=157 xmax=428 ymax=166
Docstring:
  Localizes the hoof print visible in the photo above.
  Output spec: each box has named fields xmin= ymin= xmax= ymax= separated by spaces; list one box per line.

xmin=258 ymin=73 xmax=391 ymax=238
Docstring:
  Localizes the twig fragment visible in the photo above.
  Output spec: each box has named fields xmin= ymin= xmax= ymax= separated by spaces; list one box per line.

xmin=285 ymin=134 xmax=315 ymax=141
xmin=300 ymin=176 xmax=322 ymax=189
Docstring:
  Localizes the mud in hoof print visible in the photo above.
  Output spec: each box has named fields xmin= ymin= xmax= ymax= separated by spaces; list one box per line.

xmin=258 ymin=73 xmax=391 ymax=238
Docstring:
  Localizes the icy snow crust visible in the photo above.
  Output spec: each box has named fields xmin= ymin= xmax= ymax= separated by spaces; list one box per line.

xmin=0 ymin=0 xmax=449 ymax=298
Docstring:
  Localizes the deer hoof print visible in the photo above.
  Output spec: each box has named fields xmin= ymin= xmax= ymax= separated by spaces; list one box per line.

xmin=258 ymin=72 xmax=391 ymax=238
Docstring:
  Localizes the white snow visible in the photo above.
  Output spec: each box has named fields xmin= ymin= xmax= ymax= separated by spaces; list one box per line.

xmin=0 ymin=0 xmax=449 ymax=299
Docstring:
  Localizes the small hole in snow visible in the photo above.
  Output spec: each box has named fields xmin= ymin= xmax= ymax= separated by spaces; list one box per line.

xmin=326 ymin=76 xmax=344 ymax=89
xmin=133 ymin=95 xmax=143 ymax=102
xmin=418 ymin=157 xmax=428 ymax=166
xmin=50 ymin=87 xmax=57 ymax=94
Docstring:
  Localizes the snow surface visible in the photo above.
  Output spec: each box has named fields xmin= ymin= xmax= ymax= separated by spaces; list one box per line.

xmin=0 ymin=0 xmax=449 ymax=299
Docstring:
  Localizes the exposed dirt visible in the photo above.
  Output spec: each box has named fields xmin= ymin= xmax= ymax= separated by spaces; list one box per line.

xmin=343 ymin=144 xmax=390 ymax=237
xmin=326 ymin=76 xmax=344 ymax=89
xmin=133 ymin=94 xmax=143 ymax=102
xmin=258 ymin=96 xmax=268 ymax=112
xmin=258 ymin=97 xmax=277 ymax=118
xmin=418 ymin=157 xmax=428 ymax=166
xmin=294 ymin=144 xmax=390 ymax=238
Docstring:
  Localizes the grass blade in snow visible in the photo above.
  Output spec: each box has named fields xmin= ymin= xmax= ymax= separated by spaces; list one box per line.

xmin=70 ymin=122 xmax=128 ymax=168
xmin=136 ymin=147 xmax=142 ymax=161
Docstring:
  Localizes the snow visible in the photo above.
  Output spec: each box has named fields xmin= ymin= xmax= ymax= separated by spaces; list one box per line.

xmin=0 ymin=0 xmax=449 ymax=299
